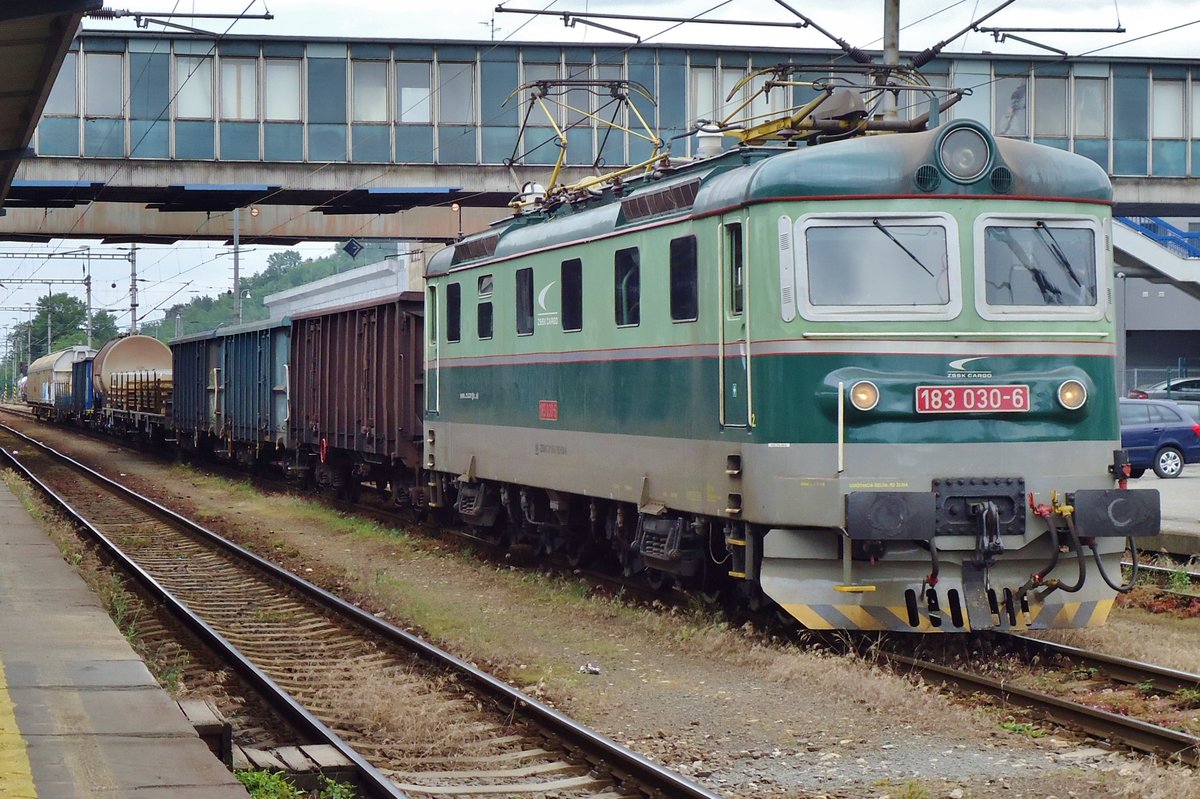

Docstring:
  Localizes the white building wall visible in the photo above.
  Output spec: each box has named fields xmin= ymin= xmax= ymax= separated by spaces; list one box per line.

xmin=263 ymin=244 xmax=444 ymax=319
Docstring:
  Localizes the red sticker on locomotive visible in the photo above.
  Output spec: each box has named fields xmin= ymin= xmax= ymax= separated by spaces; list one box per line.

xmin=539 ymin=400 xmax=559 ymax=421
xmin=915 ymin=385 xmax=1030 ymax=414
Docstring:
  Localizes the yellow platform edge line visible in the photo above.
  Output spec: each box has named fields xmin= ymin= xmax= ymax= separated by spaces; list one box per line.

xmin=0 ymin=660 xmax=38 ymax=797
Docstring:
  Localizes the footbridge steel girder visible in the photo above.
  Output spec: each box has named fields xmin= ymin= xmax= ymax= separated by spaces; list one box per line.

xmin=1111 ymin=178 xmax=1200 ymax=219
xmin=0 ymin=201 xmax=504 ymax=244
xmin=4 ymin=158 xmax=599 ymax=242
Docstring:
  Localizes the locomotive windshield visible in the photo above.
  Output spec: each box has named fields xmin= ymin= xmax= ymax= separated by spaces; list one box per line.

xmin=804 ymin=222 xmax=950 ymax=307
xmin=982 ymin=222 xmax=1098 ymax=307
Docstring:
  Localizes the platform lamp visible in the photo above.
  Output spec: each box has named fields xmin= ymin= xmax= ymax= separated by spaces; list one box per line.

xmin=233 ymin=206 xmax=260 ymax=325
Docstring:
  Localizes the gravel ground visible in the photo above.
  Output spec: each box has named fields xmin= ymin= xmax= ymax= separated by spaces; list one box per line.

xmin=5 ymin=411 xmax=1198 ymax=799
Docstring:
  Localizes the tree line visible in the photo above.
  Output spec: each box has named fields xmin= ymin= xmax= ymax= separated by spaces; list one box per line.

xmin=1 ymin=242 xmax=393 ymax=394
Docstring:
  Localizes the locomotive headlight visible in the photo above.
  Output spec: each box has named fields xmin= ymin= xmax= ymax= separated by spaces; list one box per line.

xmin=938 ymin=127 xmax=990 ymax=182
xmin=849 ymin=380 xmax=879 ymax=411
xmin=1058 ymin=379 xmax=1088 ymax=410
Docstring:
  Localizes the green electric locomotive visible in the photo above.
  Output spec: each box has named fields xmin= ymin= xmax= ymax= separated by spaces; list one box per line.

xmin=422 ymin=82 xmax=1159 ymax=632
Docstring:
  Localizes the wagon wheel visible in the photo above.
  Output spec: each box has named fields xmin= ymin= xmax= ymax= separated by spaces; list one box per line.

xmin=334 ymin=461 xmax=361 ymax=503
xmin=563 ymin=532 xmax=594 ymax=569
xmin=644 ymin=567 xmax=672 ymax=592
xmin=697 ymin=584 xmax=724 ymax=606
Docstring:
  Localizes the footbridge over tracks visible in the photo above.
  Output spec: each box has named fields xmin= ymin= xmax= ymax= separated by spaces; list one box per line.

xmin=1114 ymin=218 xmax=1200 ymax=303
xmin=2 ymin=29 xmax=1200 ymax=298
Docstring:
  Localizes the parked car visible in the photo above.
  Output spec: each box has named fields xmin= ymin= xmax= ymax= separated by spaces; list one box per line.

xmin=1127 ymin=376 xmax=1200 ymax=399
xmin=1175 ymin=399 xmax=1200 ymax=423
xmin=1118 ymin=398 xmax=1200 ymax=478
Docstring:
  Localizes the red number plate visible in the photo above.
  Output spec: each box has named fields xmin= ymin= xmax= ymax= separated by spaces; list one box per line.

xmin=915 ymin=385 xmax=1030 ymax=414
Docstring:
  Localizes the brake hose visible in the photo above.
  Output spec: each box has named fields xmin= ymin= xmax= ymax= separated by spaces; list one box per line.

xmin=1045 ymin=514 xmax=1087 ymax=593
xmin=1090 ymin=535 xmax=1139 ymax=593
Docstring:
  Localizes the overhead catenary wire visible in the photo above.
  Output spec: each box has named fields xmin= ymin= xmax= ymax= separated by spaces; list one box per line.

xmin=20 ymin=0 xmax=1194 ymax=330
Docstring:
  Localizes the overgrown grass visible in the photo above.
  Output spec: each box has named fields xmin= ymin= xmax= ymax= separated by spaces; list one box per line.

xmin=1177 ymin=687 xmax=1200 ymax=708
xmin=169 ymin=466 xmax=413 ymax=544
xmin=235 ymin=770 xmax=358 ymax=799
xmin=310 ymin=662 xmax=486 ymax=765
xmin=1168 ymin=568 xmax=1193 ymax=592
xmin=95 ymin=573 xmax=140 ymax=643
xmin=999 ymin=720 xmax=1046 ymax=738
xmin=236 ymin=770 xmax=303 ymax=799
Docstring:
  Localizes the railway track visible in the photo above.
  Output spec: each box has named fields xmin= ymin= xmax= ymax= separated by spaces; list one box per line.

xmin=0 ymin=422 xmax=724 ymax=799
xmin=880 ymin=633 xmax=1200 ymax=766
xmin=8 ymin=407 xmax=1200 ymax=776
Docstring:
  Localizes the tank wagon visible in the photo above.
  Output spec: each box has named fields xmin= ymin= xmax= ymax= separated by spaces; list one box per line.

xmin=25 ymin=346 xmax=95 ymax=420
xmin=91 ymin=334 xmax=173 ymax=438
xmin=422 ymin=118 xmax=1160 ymax=632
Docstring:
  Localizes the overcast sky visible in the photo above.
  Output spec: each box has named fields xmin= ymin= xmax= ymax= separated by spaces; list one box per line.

xmin=82 ymin=1 xmax=1199 ymax=58
xmin=2 ymin=1 xmax=1196 ymax=342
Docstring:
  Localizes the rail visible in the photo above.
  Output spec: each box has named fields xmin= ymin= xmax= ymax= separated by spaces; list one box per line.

xmin=0 ymin=421 xmax=725 ymax=799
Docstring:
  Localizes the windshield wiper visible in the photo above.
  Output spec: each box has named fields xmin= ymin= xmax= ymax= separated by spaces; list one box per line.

xmin=872 ymin=218 xmax=936 ymax=279
xmin=993 ymin=227 xmax=1063 ymax=304
xmin=1034 ymin=220 xmax=1086 ymax=292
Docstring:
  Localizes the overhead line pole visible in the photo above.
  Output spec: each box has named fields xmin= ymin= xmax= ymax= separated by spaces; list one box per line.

xmin=130 ymin=244 xmax=138 ymax=334
xmin=0 ymin=306 xmax=36 ymax=376
xmin=881 ymin=0 xmax=900 ymax=120
xmin=233 ymin=208 xmax=241 ymax=325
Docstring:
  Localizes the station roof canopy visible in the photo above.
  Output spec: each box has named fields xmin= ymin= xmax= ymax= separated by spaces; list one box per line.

xmin=0 ymin=1 xmax=100 ymax=210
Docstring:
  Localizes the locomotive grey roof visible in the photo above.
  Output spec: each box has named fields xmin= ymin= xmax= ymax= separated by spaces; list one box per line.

xmin=426 ymin=120 xmax=1113 ymax=278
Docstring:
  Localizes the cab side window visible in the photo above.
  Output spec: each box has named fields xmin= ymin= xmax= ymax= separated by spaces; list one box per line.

xmin=516 ymin=268 xmax=534 ymax=335
xmin=614 ymin=247 xmax=640 ymax=327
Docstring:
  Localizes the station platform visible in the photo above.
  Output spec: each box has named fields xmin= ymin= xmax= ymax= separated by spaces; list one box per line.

xmin=1136 ymin=471 xmax=1200 ymax=558
xmin=0 ymin=481 xmax=247 ymax=798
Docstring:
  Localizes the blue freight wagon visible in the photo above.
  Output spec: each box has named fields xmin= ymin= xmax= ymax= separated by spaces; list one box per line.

xmin=171 ymin=319 xmax=290 ymax=468
xmin=70 ymin=358 xmax=94 ymax=421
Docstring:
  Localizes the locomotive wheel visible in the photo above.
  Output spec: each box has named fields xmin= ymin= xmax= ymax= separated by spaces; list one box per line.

xmin=774 ymin=604 xmax=800 ymax=628
xmin=563 ymin=534 xmax=593 ymax=569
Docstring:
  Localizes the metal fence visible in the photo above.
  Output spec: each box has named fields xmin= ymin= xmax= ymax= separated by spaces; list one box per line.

xmin=1123 ymin=367 xmax=1190 ymax=396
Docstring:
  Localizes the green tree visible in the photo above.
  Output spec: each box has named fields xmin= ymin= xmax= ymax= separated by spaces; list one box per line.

xmin=138 ymin=241 xmax=407 ymax=343
xmin=262 ymin=250 xmax=303 ymax=280
xmin=15 ymin=293 xmax=90 ymax=356
xmin=53 ymin=309 xmax=121 ymax=349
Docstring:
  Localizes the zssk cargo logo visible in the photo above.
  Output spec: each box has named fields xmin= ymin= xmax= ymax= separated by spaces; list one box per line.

xmin=946 ymin=357 xmax=993 ymax=380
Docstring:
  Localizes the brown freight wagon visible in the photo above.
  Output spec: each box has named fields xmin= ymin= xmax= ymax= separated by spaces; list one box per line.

xmin=289 ymin=292 xmax=424 ymax=500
